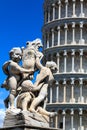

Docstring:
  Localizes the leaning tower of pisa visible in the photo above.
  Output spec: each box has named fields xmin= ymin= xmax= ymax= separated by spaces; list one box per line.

xmin=43 ymin=0 xmax=87 ymax=130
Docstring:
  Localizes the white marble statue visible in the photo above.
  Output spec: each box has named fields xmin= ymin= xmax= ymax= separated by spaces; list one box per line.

xmin=2 ymin=38 xmax=57 ymax=117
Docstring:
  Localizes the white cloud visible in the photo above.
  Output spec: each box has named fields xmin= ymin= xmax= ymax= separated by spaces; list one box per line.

xmin=0 ymin=109 xmax=5 ymax=127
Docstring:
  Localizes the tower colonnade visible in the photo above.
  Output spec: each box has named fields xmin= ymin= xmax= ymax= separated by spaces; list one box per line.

xmin=43 ymin=0 xmax=87 ymax=130
xmin=43 ymin=21 xmax=87 ymax=49
xmin=44 ymin=0 xmax=86 ymax=24
xmin=45 ymin=49 xmax=87 ymax=73
xmin=48 ymin=78 xmax=87 ymax=104
xmin=49 ymin=108 xmax=87 ymax=130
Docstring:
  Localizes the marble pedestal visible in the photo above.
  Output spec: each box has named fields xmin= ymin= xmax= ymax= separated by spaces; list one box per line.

xmin=1 ymin=109 xmax=61 ymax=130
xmin=0 ymin=124 xmax=60 ymax=130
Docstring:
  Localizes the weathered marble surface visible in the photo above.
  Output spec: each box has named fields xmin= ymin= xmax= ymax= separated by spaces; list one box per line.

xmin=3 ymin=109 xmax=49 ymax=128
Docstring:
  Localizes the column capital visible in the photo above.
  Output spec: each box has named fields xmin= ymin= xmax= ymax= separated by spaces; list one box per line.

xmin=64 ymin=50 xmax=67 ymax=56
xmin=71 ymin=109 xmax=74 ymax=115
xmin=64 ymin=23 xmax=68 ymax=29
xmin=71 ymin=78 xmax=74 ymax=84
xmin=71 ymin=49 xmax=75 ymax=56
xmin=56 ymin=81 xmax=59 ymax=85
xmin=56 ymin=52 xmax=59 ymax=57
xmin=57 ymin=26 xmax=60 ymax=30
xmin=63 ymin=79 xmax=66 ymax=85
xmin=80 ymin=49 xmax=83 ymax=55
xmin=72 ymin=22 xmax=75 ymax=28
xmin=62 ymin=110 xmax=66 ymax=115
xmin=79 ymin=108 xmax=83 ymax=115
xmin=80 ymin=0 xmax=83 ymax=2
xmin=80 ymin=22 xmax=83 ymax=28
xmin=79 ymin=78 xmax=83 ymax=85
xmin=51 ymin=28 xmax=54 ymax=32
xmin=72 ymin=0 xmax=76 ymax=2
xmin=58 ymin=0 xmax=61 ymax=5
xmin=52 ymin=3 xmax=55 ymax=7
xmin=65 ymin=0 xmax=68 ymax=3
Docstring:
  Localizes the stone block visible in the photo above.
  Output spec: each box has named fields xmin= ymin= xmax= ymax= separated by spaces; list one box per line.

xmin=3 ymin=109 xmax=49 ymax=128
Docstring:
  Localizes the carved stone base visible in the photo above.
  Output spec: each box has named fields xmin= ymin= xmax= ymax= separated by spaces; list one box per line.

xmin=0 ymin=124 xmax=60 ymax=130
xmin=1 ymin=109 xmax=60 ymax=130
xmin=3 ymin=109 xmax=50 ymax=128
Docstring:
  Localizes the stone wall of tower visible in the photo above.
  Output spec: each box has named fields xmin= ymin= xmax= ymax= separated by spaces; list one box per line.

xmin=43 ymin=0 xmax=87 ymax=130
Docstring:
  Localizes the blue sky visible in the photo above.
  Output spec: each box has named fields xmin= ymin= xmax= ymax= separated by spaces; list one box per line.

xmin=0 ymin=0 xmax=44 ymax=125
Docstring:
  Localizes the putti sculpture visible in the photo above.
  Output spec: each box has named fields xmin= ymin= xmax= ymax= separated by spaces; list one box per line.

xmin=1 ymin=39 xmax=57 ymax=128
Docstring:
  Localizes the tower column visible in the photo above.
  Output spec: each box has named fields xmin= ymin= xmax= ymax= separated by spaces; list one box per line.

xmin=62 ymin=110 xmax=66 ymax=130
xmin=79 ymin=108 xmax=83 ymax=130
xmin=58 ymin=0 xmax=61 ymax=19
xmin=80 ymin=0 xmax=84 ymax=17
xmin=47 ymin=32 xmax=49 ymax=48
xmin=64 ymin=23 xmax=68 ymax=45
xmin=50 ymin=86 xmax=52 ymax=103
xmin=80 ymin=49 xmax=84 ymax=72
xmin=71 ymin=78 xmax=75 ymax=103
xmin=51 ymin=28 xmax=54 ymax=47
xmin=57 ymin=26 xmax=60 ymax=46
xmin=56 ymin=81 xmax=59 ymax=102
xmin=65 ymin=0 xmax=68 ymax=18
xmin=52 ymin=3 xmax=55 ymax=21
xmin=55 ymin=112 xmax=58 ymax=128
xmin=56 ymin=52 xmax=60 ymax=73
xmin=71 ymin=22 xmax=76 ymax=44
xmin=64 ymin=50 xmax=67 ymax=73
xmin=72 ymin=0 xmax=76 ymax=17
xmin=63 ymin=79 xmax=66 ymax=103
xmin=79 ymin=22 xmax=84 ymax=44
xmin=79 ymin=78 xmax=83 ymax=103
xmin=71 ymin=49 xmax=75 ymax=72
xmin=48 ymin=7 xmax=50 ymax=22
xmin=71 ymin=109 xmax=74 ymax=130
xmin=49 ymin=52 xmax=53 ymax=103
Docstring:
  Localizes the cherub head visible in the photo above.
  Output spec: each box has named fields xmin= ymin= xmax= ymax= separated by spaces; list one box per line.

xmin=46 ymin=61 xmax=58 ymax=73
xmin=9 ymin=47 xmax=22 ymax=62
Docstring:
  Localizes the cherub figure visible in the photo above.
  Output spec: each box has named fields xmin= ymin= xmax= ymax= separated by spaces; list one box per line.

xmin=29 ymin=60 xmax=58 ymax=116
xmin=2 ymin=47 xmax=33 ymax=109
